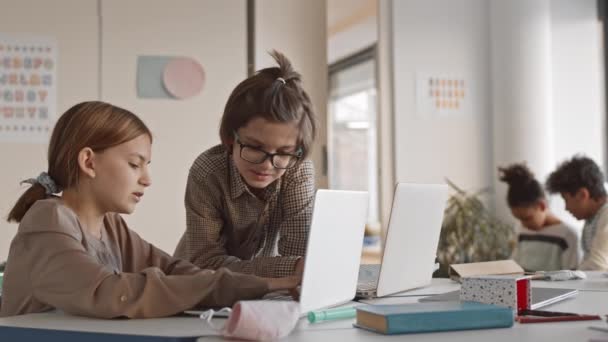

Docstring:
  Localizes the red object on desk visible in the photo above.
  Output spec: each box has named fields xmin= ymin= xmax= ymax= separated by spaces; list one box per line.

xmin=516 ymin=315 xmax=602 ymax=324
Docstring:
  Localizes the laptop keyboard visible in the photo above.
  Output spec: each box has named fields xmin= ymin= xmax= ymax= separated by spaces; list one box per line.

xmin=262 ymin=290 xmax=295 ymax=301
xmin=357 ymin=264 xmax=380 ymax=291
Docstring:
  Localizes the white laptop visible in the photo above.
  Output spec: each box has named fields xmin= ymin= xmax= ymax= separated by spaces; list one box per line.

xmin=297 ymin=189 xmax=369 ymax=313
xmin=357 ymin=183 xmax=448 ymax=298
xmin=186 ymin=189 xmax=368 ymax=317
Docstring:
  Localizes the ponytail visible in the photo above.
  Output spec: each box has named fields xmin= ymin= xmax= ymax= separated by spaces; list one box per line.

xmin=8 ymin=172 xmax=62 ymax=223
xmin=7 ymin=183 xmax=47 ymax=223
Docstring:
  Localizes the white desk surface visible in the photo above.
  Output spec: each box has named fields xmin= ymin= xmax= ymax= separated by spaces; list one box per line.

xmin=1 ymin=272 xmax=607 ymax=341
xmin=0 ymin=311 xmax=218 ymax=338
xmin=197 ymin=290 xmax=608 ymax=341
xmin=531 ymin=271 xmax=608 ymax=291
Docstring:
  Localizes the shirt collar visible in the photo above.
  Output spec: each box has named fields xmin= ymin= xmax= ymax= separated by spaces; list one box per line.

xmin=228 ymin=153 xmax=281 ymax=201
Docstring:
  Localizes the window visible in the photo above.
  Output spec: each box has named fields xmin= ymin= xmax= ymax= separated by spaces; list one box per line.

xmin=328 ymin=48 xmax=379 ymax=226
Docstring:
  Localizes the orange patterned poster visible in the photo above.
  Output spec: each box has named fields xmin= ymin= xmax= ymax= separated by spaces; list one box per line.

xmin=0 ymin=35 xmax=57 ymax=142
xmin=416 ymin=73 xmax=469 ymax=117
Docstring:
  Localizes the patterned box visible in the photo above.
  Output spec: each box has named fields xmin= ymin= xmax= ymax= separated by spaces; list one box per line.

xmin=460 ymin=275 xmax=531 ymax=312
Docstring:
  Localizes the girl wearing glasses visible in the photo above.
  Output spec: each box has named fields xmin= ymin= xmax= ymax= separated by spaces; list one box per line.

xmin=174 ymin=50 xmax=317 ymax=278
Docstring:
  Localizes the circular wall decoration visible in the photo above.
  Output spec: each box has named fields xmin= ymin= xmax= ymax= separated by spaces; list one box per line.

xmin=162 ymin=57 xmax=205 ymax=99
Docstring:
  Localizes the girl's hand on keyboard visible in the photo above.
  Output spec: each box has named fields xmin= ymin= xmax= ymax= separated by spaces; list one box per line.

xmin=266 ymin=275 xmax=302 ymax=292
xmin=294 ymin=258 xmax=305 ymax=277
xmin=289 ymin=285 xmax=301 ymax=301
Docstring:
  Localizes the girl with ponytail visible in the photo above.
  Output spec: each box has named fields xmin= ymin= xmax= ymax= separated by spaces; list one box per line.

xmin=1 ymin=101 xmax=299 ymax=318
xmin=498 ymin=163 xmax=580 ymax=271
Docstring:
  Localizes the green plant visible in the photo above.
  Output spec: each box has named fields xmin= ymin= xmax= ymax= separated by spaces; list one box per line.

xmin=435 ymin=180 xmax=515 ymax=277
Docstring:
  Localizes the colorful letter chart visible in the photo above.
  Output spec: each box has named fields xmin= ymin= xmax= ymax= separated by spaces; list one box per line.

xmin=416 ymin=73 xmax=470 ymax=117
xmin=0 ymin=35 xmax=57 ymax=143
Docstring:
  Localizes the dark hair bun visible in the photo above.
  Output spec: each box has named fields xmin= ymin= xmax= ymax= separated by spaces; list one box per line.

xmin=497 ymin=163 xmax=544 ymax=207
xmin=499 ymin=164 xmax=535 ymax=187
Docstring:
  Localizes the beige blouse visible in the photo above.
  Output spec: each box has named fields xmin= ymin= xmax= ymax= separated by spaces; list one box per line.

xmin=0 ymin=198 xmax=269 ymax=318
xmin=580 ymin=203 xmax=608 ymax=270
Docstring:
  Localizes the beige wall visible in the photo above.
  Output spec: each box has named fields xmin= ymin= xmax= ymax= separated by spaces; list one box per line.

xmin=99 ymin=0 xmax=247 ymax=254
xmin=0 ymin=0 xmax=99 ymax=260
xmin=256 ymin=0 xmax=329 ymax=189
xmin=390 ymin=0 xmax=493 ymax=193
xmin=377 ymin=0 xmax=395 ymax=237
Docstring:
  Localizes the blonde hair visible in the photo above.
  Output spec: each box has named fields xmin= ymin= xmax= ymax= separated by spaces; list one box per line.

xmin=7 ymin=101 xmax=152 ymax=222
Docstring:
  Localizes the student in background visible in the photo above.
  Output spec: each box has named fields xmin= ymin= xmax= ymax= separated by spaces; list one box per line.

xmin=174 ymin=50 xmax=316 ymax=278
xmin=499 ymin=163 xmax=580 ymax=271
xmin=1 ymin=101 xmax=299 ymax=318
xmin=546 ymin=155 xmax=608 ymax=271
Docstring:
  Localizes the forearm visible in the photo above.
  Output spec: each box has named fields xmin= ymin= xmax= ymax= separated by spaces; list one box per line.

xmin=192 ymin=251 xmax=299 ymax=278
xmin=35 ymin=267 xmax=269 ymax=319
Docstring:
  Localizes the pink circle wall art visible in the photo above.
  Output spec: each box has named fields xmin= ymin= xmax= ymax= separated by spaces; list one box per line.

xmin=162 ymin=57 xmax=205 ymax=99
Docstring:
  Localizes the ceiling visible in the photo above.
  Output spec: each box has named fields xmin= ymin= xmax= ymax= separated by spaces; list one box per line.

xmin=327 ymin=0 xmax=377 ymax=37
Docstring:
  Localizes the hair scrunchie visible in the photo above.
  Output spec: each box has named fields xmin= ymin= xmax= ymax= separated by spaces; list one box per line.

xmin=21 ymin=172 xmax=62 ymax=195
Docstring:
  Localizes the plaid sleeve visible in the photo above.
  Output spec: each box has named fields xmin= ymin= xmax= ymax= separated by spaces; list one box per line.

xmin=185 ymin=171 xmax=299 ymax=277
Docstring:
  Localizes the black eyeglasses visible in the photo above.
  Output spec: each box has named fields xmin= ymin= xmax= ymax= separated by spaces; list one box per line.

xmin=234 ymin=132 xmax=302 ymax=169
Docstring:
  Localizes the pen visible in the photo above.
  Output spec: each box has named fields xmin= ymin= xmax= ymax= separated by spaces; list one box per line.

xmin=307 ymin=307 xmax=357 ymax=323
xmin=519 ymin=309 xmax=580 ymax=317
xmin=516 ymin=315 xmax=601 ymax=324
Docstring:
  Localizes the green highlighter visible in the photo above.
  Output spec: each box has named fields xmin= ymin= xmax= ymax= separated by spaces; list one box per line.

xmin=307 ymin=306 xmax=357 ymax=323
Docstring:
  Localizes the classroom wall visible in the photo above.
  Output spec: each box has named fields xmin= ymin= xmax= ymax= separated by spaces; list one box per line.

xmin=99 ymin=0 xmax=248 ymax=254
xmin=551 ymin=0 xmax=605 ymax=168
xmin=387 ymin=0 xmax=604 ymax=226
xmin=390 ymin=0 xmax=493 ymax=192
xmin=0 ymin=0 xmax=100 ymax=261
xmin=490 ymin=0 xmax=555 ymax=224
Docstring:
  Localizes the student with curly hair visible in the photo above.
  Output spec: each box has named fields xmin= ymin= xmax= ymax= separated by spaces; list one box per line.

xmin=499 ymin=163 xmax=580 ymax=271
xmin=546 ymin=155 xmax=608 ymax=270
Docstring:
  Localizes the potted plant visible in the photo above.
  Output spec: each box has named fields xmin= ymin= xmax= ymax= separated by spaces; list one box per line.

xmin=434 ymin=180 xmax=516 ymax=277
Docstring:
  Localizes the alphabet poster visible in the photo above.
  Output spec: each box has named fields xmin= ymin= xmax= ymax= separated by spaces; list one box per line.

xmin=0 ymin=35 xmax=57 ymax=143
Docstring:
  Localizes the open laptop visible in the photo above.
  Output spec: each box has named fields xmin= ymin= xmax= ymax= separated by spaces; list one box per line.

xmin=186 ymin=189 xmax=368 ymax=317
xmin=297 ymin=189 xmax=369 ymax=313
xmin=357 ymin=183 xmax=448 ymax=298
xmin=418 ymin=287 xmax=578 ymax=309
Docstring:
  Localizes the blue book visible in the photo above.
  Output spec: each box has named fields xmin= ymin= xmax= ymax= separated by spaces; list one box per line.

xmin=354 ymin=301 xmax=513 ymax=334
